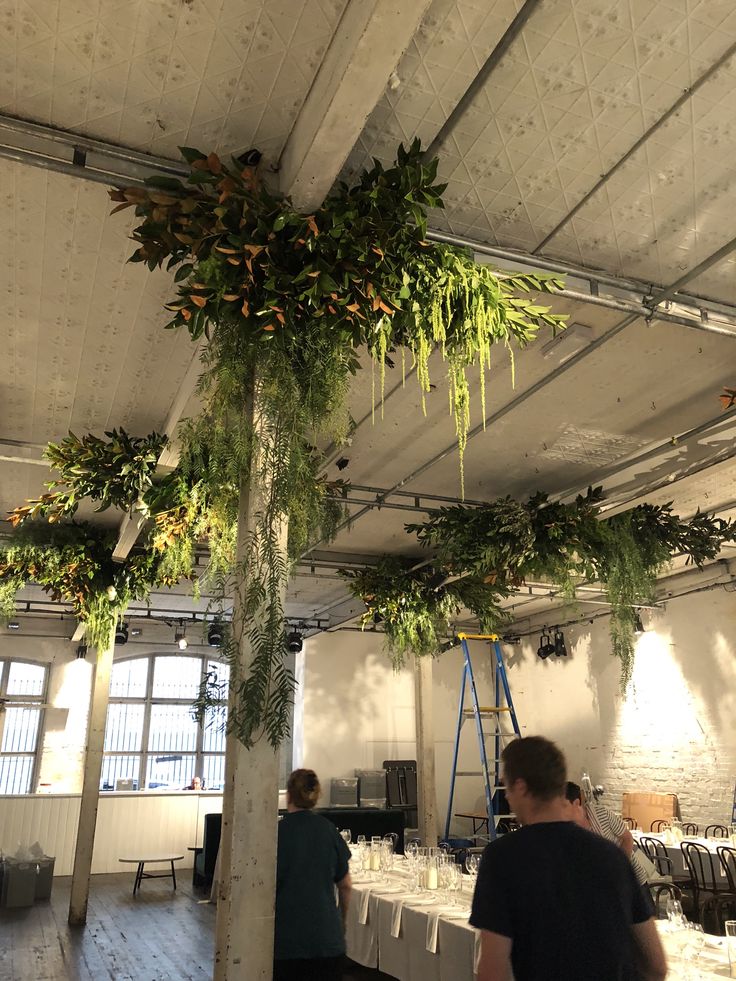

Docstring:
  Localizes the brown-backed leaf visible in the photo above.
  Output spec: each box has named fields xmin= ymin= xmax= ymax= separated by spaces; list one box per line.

xmin=190 ymin=295 xmax=208 ymax=308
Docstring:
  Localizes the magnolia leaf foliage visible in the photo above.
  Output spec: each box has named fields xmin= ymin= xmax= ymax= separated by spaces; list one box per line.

xmin=112 ymin=140 xmax=567 ymax=747
xmin=344 ymin=488 xmax=735 ymax=688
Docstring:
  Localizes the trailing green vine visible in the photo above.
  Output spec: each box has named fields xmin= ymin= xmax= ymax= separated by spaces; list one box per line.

xmin=344 ymin=490 xmax=735 ymax=687
xmin=113 ymin=140 xmax=566 ymax=747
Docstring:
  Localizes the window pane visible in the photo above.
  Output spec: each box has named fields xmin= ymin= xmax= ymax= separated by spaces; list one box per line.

xmin=202 ymin=755 xmax=226 ymax=791
xmin=100 ymin=755 xmax=141 ymax=791
xmin=152 ymin=656 xmax=201 ymax=699
xmin=146 ymin=753 xmax=196 ymax=790
xmin=205 ymin=659 xmax=230 ymax=693
xmin=110 ymin=658 xmax=148 ymax=698
xmin=148 ymin=704 xmax=198 ymax=752
xmin=104 ymin=703 xmax=145 ymax=752
xmin=1 ymin=707 xmax=41 ymax=753
xmin=0 ymin=755 xmax=34 ymax=794
xmin=202 ymin=706 xmax=227 ymax=753
xmin=6 ymin=662 xmax=45 ymax=697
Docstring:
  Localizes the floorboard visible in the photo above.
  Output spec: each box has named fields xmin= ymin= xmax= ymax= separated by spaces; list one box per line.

xmin=0 ymin=874 xmax=394 ymax=980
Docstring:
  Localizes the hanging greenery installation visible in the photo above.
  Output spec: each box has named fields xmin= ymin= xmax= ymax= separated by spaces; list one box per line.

xmin=112 ymin=140 xmax=567 ymax=747
xmin=344 ymin=489 xmax=734 ymax=687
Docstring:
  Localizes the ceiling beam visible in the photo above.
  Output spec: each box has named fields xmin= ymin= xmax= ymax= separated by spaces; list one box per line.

xmin=278 ymin=0 xmax=434 ymax=210
xmin=112 ymin=341 xmax=204 ymax=561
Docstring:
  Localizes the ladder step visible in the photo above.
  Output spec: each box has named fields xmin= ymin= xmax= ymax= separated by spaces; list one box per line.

xmin=463 ymin=707 xmax=511 ymax=716
xmin=455 ymin=770 xmax=483 ymax=777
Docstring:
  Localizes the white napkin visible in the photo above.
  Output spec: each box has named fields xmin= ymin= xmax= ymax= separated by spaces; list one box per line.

xmin=358 ymin=889 xmax=371 ymax=925
xmin=426 ymin=911 xmax=441 ymax=953
xmin=390 ymin=899 xmax=404 ymax=938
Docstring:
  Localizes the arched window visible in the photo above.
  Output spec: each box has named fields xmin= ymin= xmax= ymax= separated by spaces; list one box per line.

xmin=0 ymin=659 xmax=48 ymax=794
xmin=102 ymin=653 xmax=228 ymax=792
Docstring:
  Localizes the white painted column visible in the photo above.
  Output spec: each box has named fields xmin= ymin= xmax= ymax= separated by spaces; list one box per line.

xmin=68 ymin=622 xmax=116 ymax=925
xmin=414 ymin=655 xmax=437 ymax=847
xmin=214 ymin=398 xmax=286 ymax=980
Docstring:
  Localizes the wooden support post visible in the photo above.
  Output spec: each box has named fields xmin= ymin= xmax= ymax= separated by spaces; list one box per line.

xmin=414 ymin=655 xmax=437 ymax=847
xmin=68 ymin=622 xmax=116 ymax=925
xmin=213 ymin=396 xmax=286 ymax=981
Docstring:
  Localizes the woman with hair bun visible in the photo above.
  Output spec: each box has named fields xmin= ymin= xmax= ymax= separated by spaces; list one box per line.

xmin=274 ymin=768 xmax=352 ymax=981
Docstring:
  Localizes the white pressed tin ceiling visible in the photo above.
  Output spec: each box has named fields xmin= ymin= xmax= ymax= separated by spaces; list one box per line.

xmin=1 ymin=0 xmax=348 ymax=162
xmin=344 ymin=0 xmax=736 ymax=304
xmin=0 ymin=160 xmax=201 ymax=518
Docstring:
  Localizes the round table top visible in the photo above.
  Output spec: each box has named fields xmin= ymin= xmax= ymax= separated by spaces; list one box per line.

xmin=118 ymin=855 xmax=184 ymax=863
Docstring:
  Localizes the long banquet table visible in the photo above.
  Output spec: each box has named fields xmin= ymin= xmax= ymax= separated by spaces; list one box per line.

xmin=633 ymin=830 xmax=732 ymax=887
xmin=345 ymin=855 xmax=733 ymax=980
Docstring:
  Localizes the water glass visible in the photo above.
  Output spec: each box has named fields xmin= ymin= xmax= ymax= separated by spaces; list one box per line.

xmin=340 ymin=828 xmax=351 ymax=845
xmin=726 ymin=920 xmax=736 ymax=978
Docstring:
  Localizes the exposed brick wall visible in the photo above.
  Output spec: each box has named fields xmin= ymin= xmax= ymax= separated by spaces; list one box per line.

xmin=504 ymin=582 xmax=736 ymax=832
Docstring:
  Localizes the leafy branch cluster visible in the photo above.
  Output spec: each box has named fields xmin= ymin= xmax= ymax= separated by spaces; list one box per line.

xmin=344 ymin=489 xmax=735 ymax=687
xmin=114 ymin=141 xmax=566 ymax=746
xmin=9 ymin=430 xmax=167 ymax=527
xmin=0 ymin=521 xmax=175 ymax=649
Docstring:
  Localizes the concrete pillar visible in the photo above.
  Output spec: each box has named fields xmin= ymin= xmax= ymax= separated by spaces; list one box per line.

xmin=414 ymin=655 xmax=437 ymax=846
xmin=68 ymin=622 xmax=116 ymax=925
xmin=213 ymin=399 xmax=287 ymax=980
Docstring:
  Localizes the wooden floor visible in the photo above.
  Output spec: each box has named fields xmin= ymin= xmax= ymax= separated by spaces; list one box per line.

xmin=0 ymin=874 xmax=392 ymax=980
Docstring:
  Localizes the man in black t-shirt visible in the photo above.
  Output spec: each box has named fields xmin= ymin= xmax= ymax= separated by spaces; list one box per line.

xmin=469 ymin=737 xmax=667 ymax=981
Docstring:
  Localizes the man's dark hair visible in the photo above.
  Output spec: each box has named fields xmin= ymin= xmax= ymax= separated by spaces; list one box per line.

xmin=502 ymin=736 xmax=567 ymax=801
xmin=565 ymin=781 xmax=582 ymax=803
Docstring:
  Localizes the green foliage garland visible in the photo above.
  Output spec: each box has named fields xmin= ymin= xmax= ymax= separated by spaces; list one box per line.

xmin=342 ymin=557 xmax=509 ymax=667
xmin=0 ymin=521 xmax=172 ymax=649
xmin=344 ymin=490 xmax=735 ymax=687
xmin=113 ymin=141 xmax=566 ymax=747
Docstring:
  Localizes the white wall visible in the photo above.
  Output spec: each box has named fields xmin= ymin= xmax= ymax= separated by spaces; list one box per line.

xmin=296 ymin=577 xmax=736 ymax=836
xmin=503 ymin=583 xmax=736 ymax=828
xmin=296 ymin=630 xmax=498 ymax=835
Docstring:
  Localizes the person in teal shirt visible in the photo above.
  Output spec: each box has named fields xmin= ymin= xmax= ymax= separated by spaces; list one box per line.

xmin=274 ymin=768 xmax=352 ymax=981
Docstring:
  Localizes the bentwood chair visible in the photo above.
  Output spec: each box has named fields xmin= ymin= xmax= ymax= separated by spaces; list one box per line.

xmin=682 ymin=823 xmax=699 ymax=836
xmin=639 ymin=836 xmax=675 ymax=878
xmin=706 ymin=824 xmax=729 ymax=839
xmin=716 ymin=846 xmax=736 ymax=927
xmin=682 ymin=841 xmax=735 ymax=931
xmin=649 ymin=881 xmax=683 ymax=918
xmin=651 ymin=820 xmax=670 ymax=832
xmin=622 ymin=817 xmax=638 ymax=831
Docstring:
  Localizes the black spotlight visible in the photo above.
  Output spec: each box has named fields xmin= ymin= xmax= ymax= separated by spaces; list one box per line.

xmin=554 ymin=629 xmax=568 ymax=657
xmin=115 ymin=622 xmax=129 ymax=645
xmin=208 ymin=622 xmax=224 ymax=648
xmin=537 ymin=630 xmax=555 ymax=660
xmin=286 ymin=630 xmax=303 ymax=654
xmin=634 ymin=613 xmax=645 ymax=636
xmin=76 ymin=643 xmax=88 ymax=660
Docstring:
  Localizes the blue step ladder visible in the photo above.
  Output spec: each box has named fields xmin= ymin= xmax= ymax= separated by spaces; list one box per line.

xmin=444 ymin=633 xmax=521 ymax=842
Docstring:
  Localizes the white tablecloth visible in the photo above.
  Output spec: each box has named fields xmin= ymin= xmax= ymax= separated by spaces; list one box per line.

xmin=345 ymin=860 xmax=731 ymax=981
xmin=345 ymin=863 xmax=478 ymax=980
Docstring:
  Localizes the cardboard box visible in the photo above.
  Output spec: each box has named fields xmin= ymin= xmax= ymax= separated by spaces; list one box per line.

xmin=622 ymin=791 xmax=677 ymax=833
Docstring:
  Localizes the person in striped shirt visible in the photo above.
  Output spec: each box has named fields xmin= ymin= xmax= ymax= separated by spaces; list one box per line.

xmin=565 ymin=781 xmax=650 ymax=887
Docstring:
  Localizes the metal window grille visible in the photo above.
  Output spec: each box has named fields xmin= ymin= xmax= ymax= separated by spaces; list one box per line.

xmin=0 ymin=659 xmax=48 ymax=794
xmin=102 ymin=654 xmax=231 ymax=792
